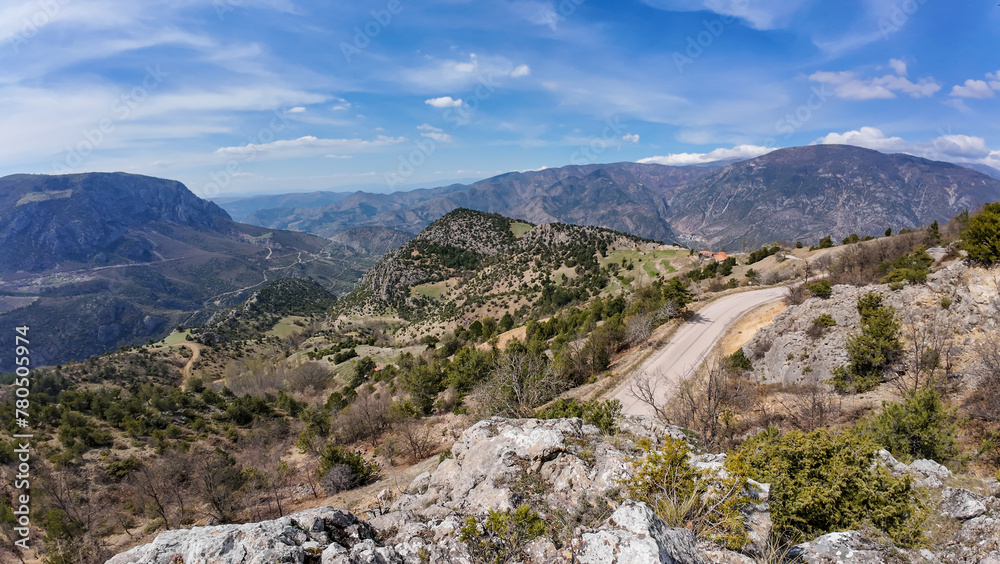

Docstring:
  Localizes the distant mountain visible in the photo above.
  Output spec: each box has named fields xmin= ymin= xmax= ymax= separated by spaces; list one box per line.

xmin=329 ymin=226 xmax=414 ymax=256
xmin=243 ymin=162 xmax=721 ymax=242
xmin=214 ymin=191 xmax=354 ymax=222
xmin=960 ymin=163 xmax=1000 ymax=181
xmin=0 ymin=173 xmax=371 ymax=368
xmin=340 ymin=208 xmax=662 ymax=323
xmin=664 ymin=145 xmax=1000 ymax=249
xmin=240 ymin=149 xmax=1000 ymax=251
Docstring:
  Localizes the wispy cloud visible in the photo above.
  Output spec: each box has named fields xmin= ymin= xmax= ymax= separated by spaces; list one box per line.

xmin=809 ymin=61 xmax=940 ymax=100
xmin=638 ymin=144 xmax=773 ymax=165
xmin=214 ymin=135 xmax=406 ymax=160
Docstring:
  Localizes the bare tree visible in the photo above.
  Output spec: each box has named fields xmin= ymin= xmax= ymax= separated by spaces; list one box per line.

xmin=786 ymin=284 xmax=808 ymax=305
xmin=335 ymin=386 xmax=392 ymax=447
xmin=779 ymin=381 xmax=841 ymax=432
xmin=971 ymin=329 xmax=1000 ymax=420
xmin=633 ymin=356 xmax=758 ymax=449
xmin=893 ymin=307 xmax=959 ymax=394
xmin=394 ymin=417 xmax=438 ymax=463
xmin=627 ymin=312 xmax=656 ymax=348
xmin=628 ymin=370 xmax=670 ymax=422
xmin=469 ymin=350 xmax=562 ymax=418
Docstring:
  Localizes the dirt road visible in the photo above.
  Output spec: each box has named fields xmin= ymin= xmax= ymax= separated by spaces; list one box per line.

xmin=610 ymin=286 xmax=788 ymax=417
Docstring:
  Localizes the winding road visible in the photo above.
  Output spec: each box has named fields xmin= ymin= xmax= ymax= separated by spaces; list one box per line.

xmin=610 ymin=286 xmax=789 ymax=418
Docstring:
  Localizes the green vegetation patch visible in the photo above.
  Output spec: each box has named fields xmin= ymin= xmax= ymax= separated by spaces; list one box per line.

xmin=267 ymin=316 xmax=308 ymax=338
xmin=411 ymin=281 xmax=450 ymax=300
xmin=510 ymin=222 xmax=534 ymax=238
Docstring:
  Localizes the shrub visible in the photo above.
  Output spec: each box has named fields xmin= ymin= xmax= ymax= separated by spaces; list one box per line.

xmin=813 ymin=314 xmax=836 ymax=327
xmin=962 ymin=202 xmax=1000 ymax=265
xmin=805 ymin=279 xmax=833 ymax=299
xmin=318 ymin=444 xmax=380 ymax=493
xmin=728 ymin=427 xmax=925 ymax=547
xmin=725 ymin=348 xmax=753 ymax=372
xmin=854 ymin=386 xmax=959 ymax=464
xmin=460 ymin=504 xmax=547 ymax=564
xmin=626 ymin=437 xmax=751 ymax=549
xmin=536 ymin=399 xmax=622 ymax=435
xmin=831 ymin=293 xmax=901 ymax=393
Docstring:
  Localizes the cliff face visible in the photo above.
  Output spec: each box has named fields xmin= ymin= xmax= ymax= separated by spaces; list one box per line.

xmin=0 ymin=173 xmax=232 ymax=275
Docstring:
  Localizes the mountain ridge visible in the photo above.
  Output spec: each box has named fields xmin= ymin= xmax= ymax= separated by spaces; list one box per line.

xmin=238 ymin=146 xmax=1000 ymax=249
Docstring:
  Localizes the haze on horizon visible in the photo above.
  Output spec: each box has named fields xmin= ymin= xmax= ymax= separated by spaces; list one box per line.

xmin=1 ymin=0 xmax=998 ymax=198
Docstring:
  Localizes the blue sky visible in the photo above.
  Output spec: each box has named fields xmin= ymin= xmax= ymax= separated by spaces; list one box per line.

xmin=1 ymin=0 xmax=998 ymax=198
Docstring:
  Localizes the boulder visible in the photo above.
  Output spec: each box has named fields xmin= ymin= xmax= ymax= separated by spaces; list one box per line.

xmin=572 ymin=501 xmax=707 ymax=564
xmin=789 ymin=531 xmax=885 ymax=563
xmin=940 ymin=487 xmax=987 ymax=521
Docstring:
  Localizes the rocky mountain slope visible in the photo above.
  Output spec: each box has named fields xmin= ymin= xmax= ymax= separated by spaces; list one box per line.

xmin=242 ymin=162 xmax=720 ymax=242
xmin=0 ymin=173 xmax=371 ymax=368
xmin=239 ymin=146 xmax=1000 ymax=251
xmin=329 ymin=226 xmax=413 ymax=256
xmin=666 ymin=145 xmax=1000 ymax=249
xmin=106 ymin=417 xmax=1000 ymax=564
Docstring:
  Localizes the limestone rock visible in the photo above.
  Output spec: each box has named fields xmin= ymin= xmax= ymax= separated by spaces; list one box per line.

xmin=940 ymin=488 xmax=987 ymax=521
xmin=105 ymin=507 xmax=390 ymax=564
xmin=572 ymin=501 xmax=707 ymax=564
xmin=789 ymin=531 xmax=885 ymax=563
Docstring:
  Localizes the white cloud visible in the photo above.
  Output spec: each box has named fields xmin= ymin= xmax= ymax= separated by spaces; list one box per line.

xmin=417 ymin=124 xmax=453 ymax=143
xmin=638 ymin=144 xmax=773 ymax=166
xmin=286 ymin=106 xmax=306 ymax=113
xmin=951 ymin=79 xmax=996 ymax=99
xmin=987 ymin=71 xmax=1000 ymax=91
xmin=814 ymin=127 xmax=994 ymax=163
xmin=214 ymin=135 xmax=406 ymax=160
xmin=639 ymin=0 xmax=806 ymax=30
xmin=814 ymin=127 xmax=909 ymax=151
xmin=511 ymin=64 xmax=532 ymax=78
xmin=622 ymin=133 xmax=640 ymax=144
xmin=425 ymin=96 xmax=463 ymax=108
xmin=401 ymin=54 xmax=534 ymax=92
xmin=809 ymin=62 xmax=940 ymax=100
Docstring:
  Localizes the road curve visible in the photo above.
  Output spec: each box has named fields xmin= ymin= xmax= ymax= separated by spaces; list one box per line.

xmin=610 ymin=286 xmax=788 ymax=418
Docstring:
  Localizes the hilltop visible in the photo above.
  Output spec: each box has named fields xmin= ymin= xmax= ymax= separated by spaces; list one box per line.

xmin=339 ymin=208 xmax=678 ymax=324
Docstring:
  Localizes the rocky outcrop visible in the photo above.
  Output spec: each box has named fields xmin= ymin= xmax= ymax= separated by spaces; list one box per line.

xmin=107 ymin=417 xmax=1000 ymax=564
xmin=105 ymin=506 xmax=389 ymax=564
xmin=743 ymin=262 xmax=1000 ymax=386
xmin=107 ymin=418 xmax=761 ymax=564
xmin=571 ymin=501 xmax=707 ymax=564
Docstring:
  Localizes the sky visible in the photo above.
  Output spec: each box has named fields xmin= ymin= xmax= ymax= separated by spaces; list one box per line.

xmin=1 ymin=0 xmax=998 ymax=199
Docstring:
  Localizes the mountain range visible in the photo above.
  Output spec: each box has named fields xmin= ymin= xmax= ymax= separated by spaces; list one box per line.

xmin=0 ymin=173 xmax=373 ymax=369
xmin=232 ymin=146 xmax=1000 ymax=250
